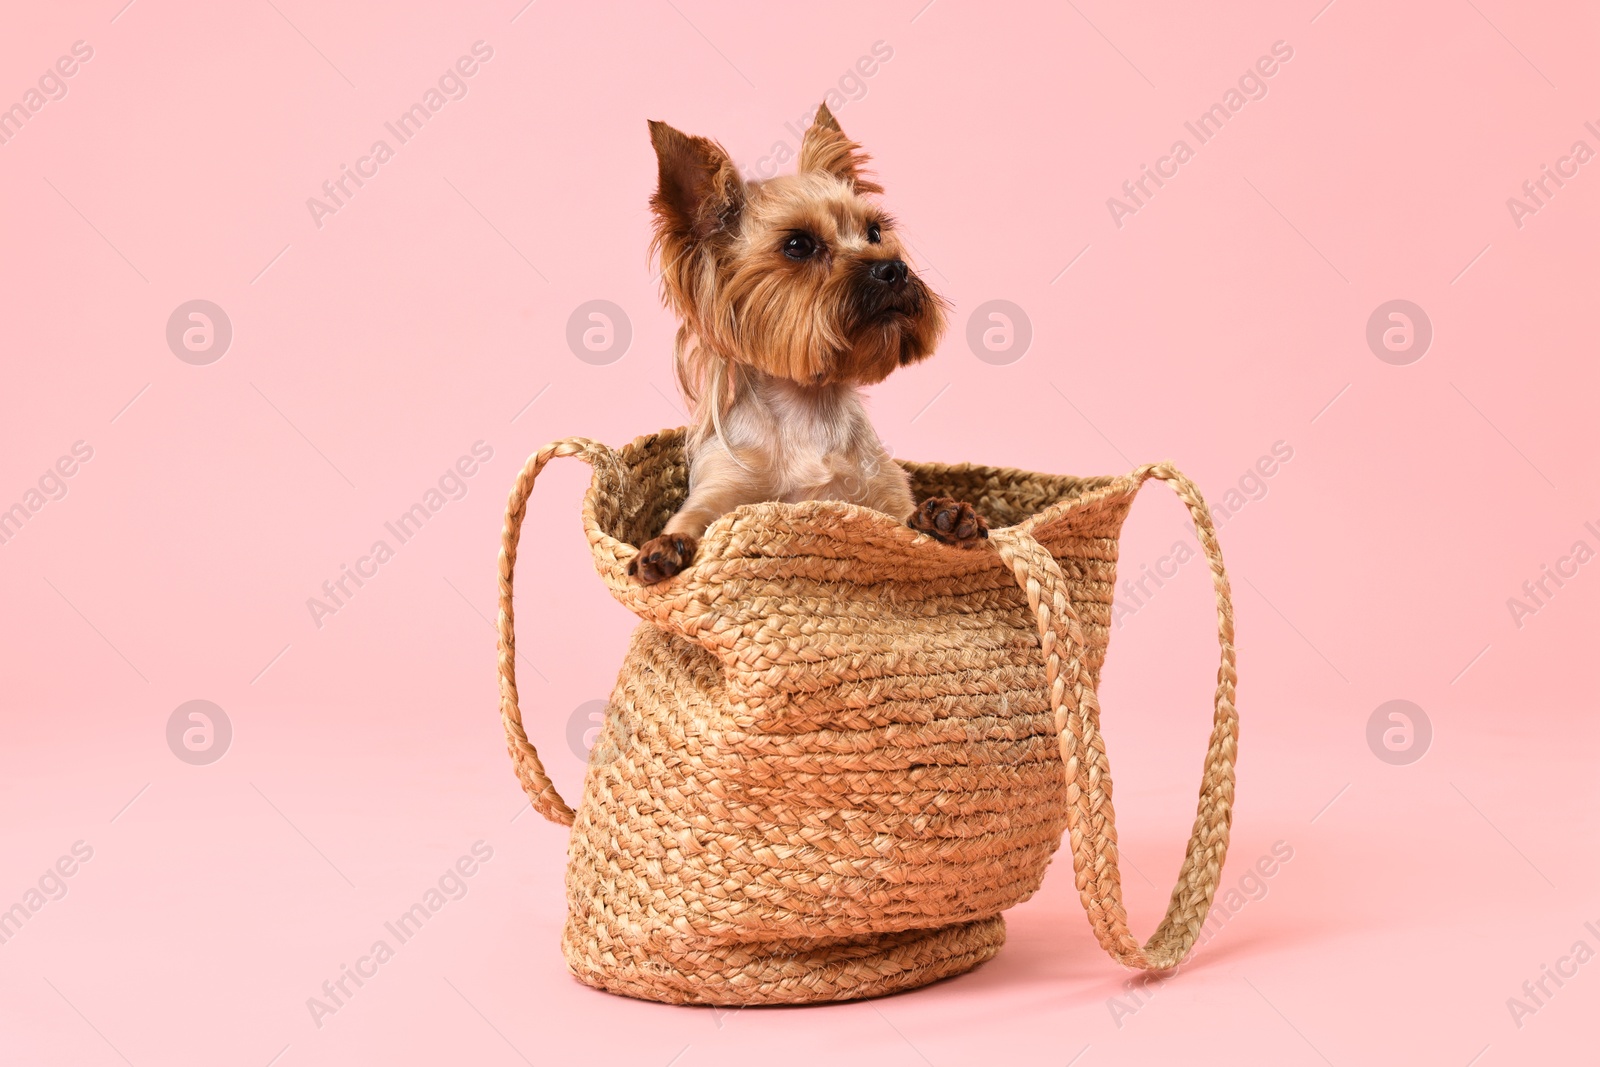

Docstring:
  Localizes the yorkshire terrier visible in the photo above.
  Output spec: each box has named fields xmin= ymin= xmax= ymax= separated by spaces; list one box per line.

xmin=630 ymin=104 xmax=988 ymax=585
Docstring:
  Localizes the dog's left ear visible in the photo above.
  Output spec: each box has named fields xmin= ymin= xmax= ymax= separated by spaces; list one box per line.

xmin=648 ymin=120 xmax=745 ymax=247
xmin=799 ymin=104 xmax=884 ymax=195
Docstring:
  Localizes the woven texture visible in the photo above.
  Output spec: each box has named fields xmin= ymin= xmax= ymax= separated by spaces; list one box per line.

xmin=497 ymin=429 xmax=1238 ymax=1005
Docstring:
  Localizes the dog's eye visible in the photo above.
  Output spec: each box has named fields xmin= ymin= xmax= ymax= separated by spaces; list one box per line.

xmin=866 ymin=222 xmax=882 ymax=244
xmin=783 ymin=233 xmax=818 ymax=259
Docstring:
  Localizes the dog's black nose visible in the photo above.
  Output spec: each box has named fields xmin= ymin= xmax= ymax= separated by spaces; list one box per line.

xmin=868 ymin=259 xmax=907 ymax=286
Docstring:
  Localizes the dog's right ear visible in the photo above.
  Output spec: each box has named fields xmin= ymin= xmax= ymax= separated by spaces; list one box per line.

xmin=799 ymin=104 xmax=883 ymax=196
xmin=648 ymin=120 xmax=744 ymax=247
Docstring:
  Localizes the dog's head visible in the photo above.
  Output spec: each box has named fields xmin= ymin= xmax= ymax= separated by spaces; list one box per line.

xmin=648 ymin=105 xmax=947 ymax=390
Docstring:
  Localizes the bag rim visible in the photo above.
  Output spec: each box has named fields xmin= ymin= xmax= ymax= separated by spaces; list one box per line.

xmin=582 ymin=426 xmax=1152 ymax=599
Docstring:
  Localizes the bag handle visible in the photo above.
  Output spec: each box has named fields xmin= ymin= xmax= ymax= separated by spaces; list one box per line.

xmin=498 ymin=437 xmax=619 ymax=828
xmin=988 ymin=463 xmax=1239 ymax=971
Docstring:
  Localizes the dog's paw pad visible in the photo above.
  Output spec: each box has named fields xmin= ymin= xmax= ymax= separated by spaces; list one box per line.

xmin=630 ymin=534 xmax=698 ymax=584
xmin=909 ymin=497 xmax=989 ymax=547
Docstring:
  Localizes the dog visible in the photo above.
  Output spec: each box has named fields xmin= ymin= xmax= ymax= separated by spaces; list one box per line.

xmin=630 ymin=104 xmax=988 ymax=585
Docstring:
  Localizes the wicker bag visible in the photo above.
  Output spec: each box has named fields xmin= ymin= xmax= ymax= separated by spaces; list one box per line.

xmin=497 ymin=428 xmax=1238 ymax=1005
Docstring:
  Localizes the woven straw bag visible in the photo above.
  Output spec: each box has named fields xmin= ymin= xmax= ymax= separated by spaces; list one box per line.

xmin=497 ymin=428 xmax=1238 ymax=1005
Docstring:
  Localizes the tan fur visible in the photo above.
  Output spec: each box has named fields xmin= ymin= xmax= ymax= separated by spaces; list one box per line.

xmin=632 ymin=105 xmax=977 ymax=584
xmin=666 ymin=372 xmax=915 ymax=538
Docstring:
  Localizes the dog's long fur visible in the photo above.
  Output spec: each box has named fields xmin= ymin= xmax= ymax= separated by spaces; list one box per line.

xmin=630 ymin=105 xmax=985 ymax=584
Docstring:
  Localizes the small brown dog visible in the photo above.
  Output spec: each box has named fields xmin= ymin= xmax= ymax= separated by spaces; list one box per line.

xmin=631 ymin=105 xmax=987 ymax=584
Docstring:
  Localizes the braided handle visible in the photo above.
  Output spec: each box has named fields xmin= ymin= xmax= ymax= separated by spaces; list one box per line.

xmin=989 ymin=463 xmax=1238 ymax=971
xmin=498 ymin=437 xmax=618 ymax=827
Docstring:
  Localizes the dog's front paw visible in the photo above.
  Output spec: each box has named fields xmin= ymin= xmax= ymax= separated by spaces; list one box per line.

xmin=629 ymin=534 xmax=698 ymax=584
xmin=909 ymin=497 xmax=989 ymax=547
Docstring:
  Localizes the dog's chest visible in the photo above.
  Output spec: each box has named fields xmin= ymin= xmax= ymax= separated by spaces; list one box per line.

xmin=775 ymin=447 xmax=867 ymax=503
xmin=767 ymin=398 xmax=882 ymax=504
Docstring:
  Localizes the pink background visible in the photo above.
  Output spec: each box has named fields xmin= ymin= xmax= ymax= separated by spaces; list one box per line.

xmin=3 ymin=1 xmax=1597 ymax=1064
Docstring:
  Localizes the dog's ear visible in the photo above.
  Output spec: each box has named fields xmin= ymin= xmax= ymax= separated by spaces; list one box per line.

xmin=648 ymin=120 xmax=745 ymax=246
xmin=799 ymin=104 xmax=883 ymax=195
